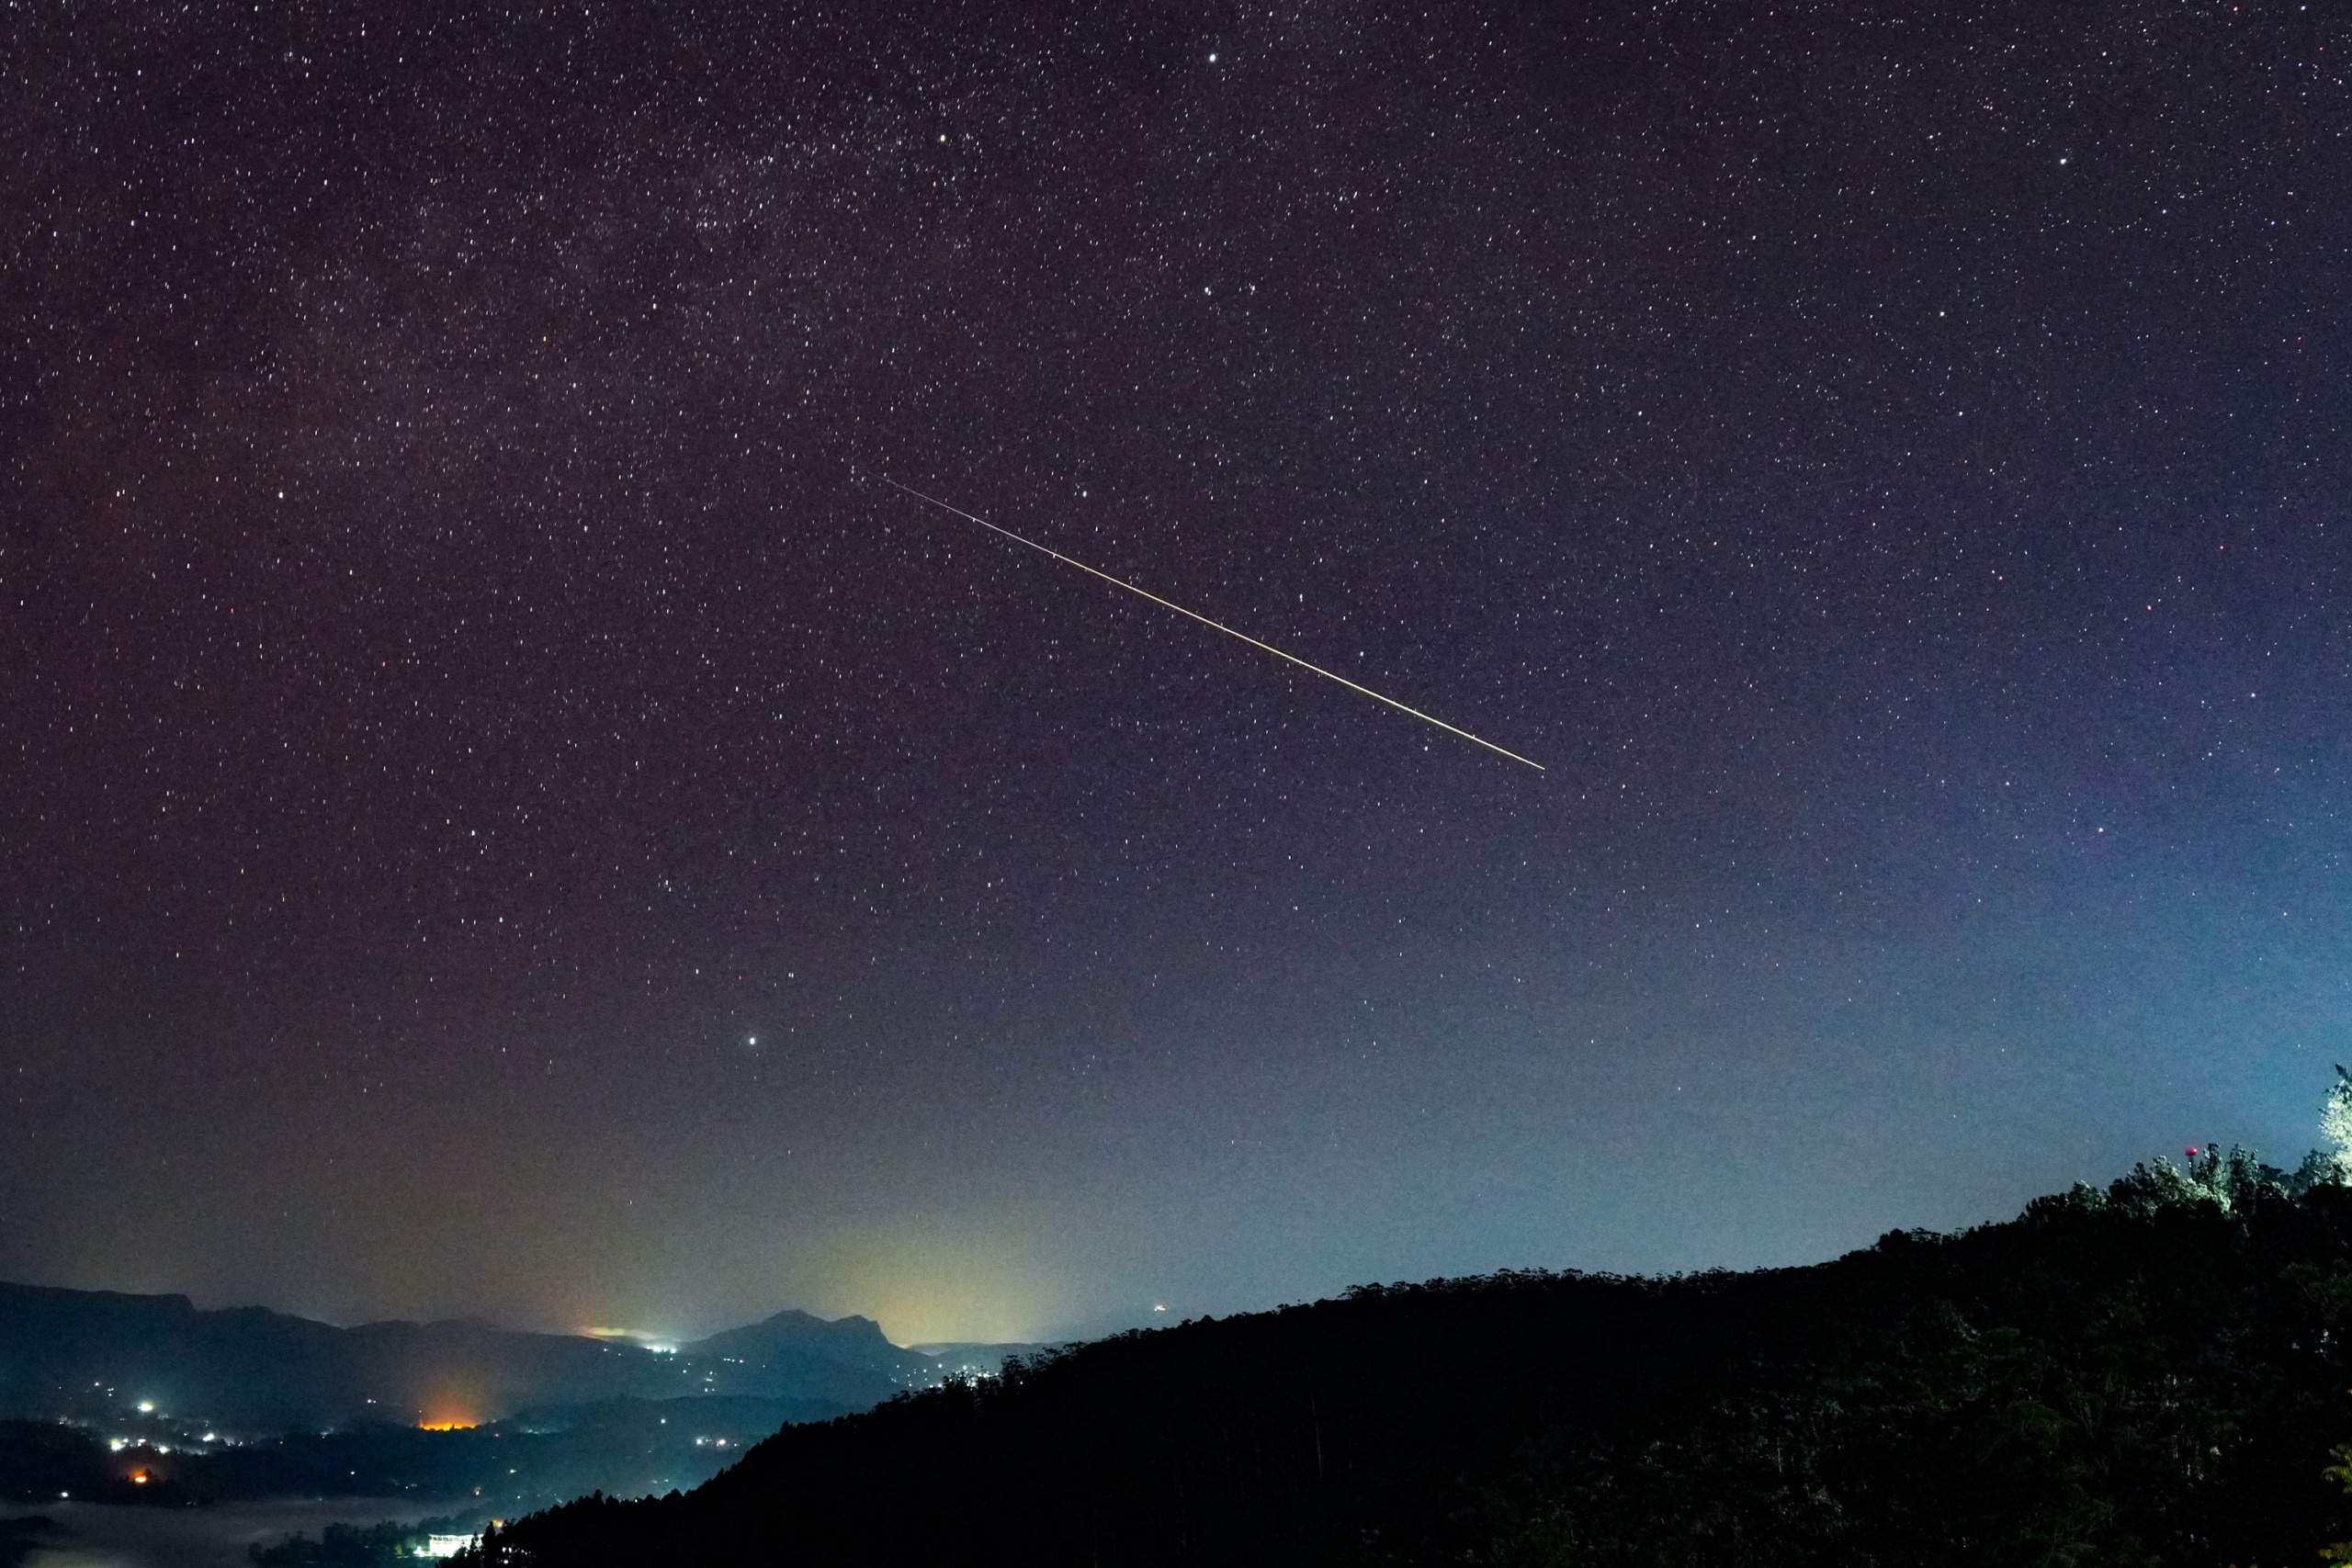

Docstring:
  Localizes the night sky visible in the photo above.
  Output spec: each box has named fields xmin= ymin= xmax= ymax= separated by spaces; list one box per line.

xmin=5 ymin=1 xmax=2348 ymax=1346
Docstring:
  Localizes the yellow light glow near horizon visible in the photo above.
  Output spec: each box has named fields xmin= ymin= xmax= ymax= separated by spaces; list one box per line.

xmin=418 ymin=1386 xmax=482 ymax=1429
xmin=807 ymin=1229 xmax=1063 ymax=1346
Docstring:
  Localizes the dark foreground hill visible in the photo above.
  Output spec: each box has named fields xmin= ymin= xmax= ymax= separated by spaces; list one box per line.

xmin=477 ymin=1154 xmax=2352 ymax=1566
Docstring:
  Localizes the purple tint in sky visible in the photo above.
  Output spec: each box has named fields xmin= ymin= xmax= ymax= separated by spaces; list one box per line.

xmin=3 ymin=0 xmax=2347 ymax=1344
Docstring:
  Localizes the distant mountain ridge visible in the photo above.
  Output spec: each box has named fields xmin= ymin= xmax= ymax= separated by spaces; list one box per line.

xmin=691 ymin=1308 xmax=927 ymax=1376
xmin=0 ymin=1281 xmax=936 ymax=1433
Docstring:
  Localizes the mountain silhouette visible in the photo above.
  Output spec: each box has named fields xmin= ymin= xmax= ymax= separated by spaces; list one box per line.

xmin=0 ymin=1282 xmax=932 ymax=1433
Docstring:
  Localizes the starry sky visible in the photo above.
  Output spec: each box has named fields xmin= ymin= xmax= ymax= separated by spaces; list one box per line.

xmin=4 ymin=0 xmax=2348 ymax=1346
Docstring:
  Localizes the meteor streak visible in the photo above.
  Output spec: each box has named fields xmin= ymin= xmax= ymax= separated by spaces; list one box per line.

xmin=874 ymin=474 xmax=1544 ymax=771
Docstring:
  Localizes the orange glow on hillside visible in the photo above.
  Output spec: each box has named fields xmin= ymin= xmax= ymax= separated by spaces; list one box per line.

xmin=418 ymin=1375 xmax=484 ymax=1429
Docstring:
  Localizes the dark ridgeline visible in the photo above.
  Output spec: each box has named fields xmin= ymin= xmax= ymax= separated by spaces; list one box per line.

xmin=478 ymin=1155 xmax=2352 ymax=1565
xmin=0 ymin=1290 xmax=933 ymax=1432
xmin=0 ymin=1284 xmax=668 ymax=1430
xmin=0 ymin=1293 xmax=946 ymax=1509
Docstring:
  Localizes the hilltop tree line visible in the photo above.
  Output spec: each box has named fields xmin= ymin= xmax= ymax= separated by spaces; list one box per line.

xmin=470 ymin=1087 xmax=2352 ymax=1565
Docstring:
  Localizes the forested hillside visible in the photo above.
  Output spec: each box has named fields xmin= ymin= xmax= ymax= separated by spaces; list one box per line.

xmin=475 ymin=1150 xmax=2352 ymax=1565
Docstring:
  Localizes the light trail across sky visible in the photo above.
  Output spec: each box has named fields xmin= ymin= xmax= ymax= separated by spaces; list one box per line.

xmin=875 ymin=473 xmax=1544 ymax=771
